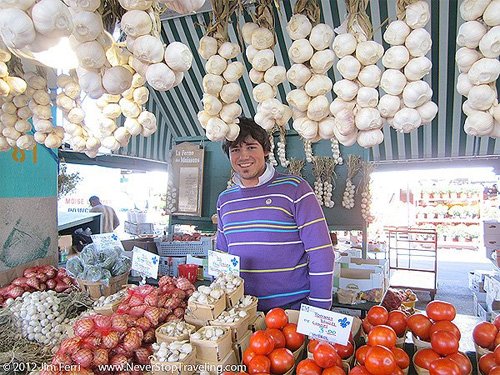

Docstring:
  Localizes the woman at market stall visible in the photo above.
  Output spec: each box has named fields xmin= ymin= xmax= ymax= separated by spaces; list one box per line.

xmin=215 ymin=117 xmax=335 ymax=312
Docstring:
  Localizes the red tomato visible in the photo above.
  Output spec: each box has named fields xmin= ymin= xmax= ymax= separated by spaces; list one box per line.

xmin=428 ymin=358 xmax=461 ymax=375
xmin=367 ymin=325 xmax=397 ymax=348
xmin=494 ymin=315 xmax=500 ymax=330
xmin=265 ymin=328 xmax=286 ymax=349
xmin=473 ymin=322 xmax=498 ymax=350
xmin=296 ymin=359 xmax=322 ymax=375
xmin=387 ymin=311 xmax=407 ymax=337
xmin=313 ymin=342 xmax=342 ymax=369
xmin=429 ymin=321 xmax=461 ymax=341
xmin=265 ymin=308 xmax=289 ymax=330
xmin=364 ymin=345 xmax=397 ymax=375
xmin=333 ymin=340 xmax=354 ymax=359
xmin=308 ymin=339 xmax=321 ymax=354
xmin=390 ymin=368 xmax=404 ymax=375
xmin=414 ymin=348 xmax=442 ymax=370
xmin=407 ymin=313 xmax=433 ymax=341
xmin=446 ymin=352 xmax=472 ymax=375
xmin=249 ymin=331 xmax=275 ymax=356
xmin=430 ymin=330 xmax=459 ymax=356
xmin=321 ymin=366 xmax=345 ymax=375
xmin=367 ymin=305 xmax=389 ymax=326
xmin=426 ymin=301 xmax=457 ymax=322
xmin=495 ymin=344 xmax=500 ymax=365
xmin=268 ymin=348 xmax=294 ymax=375
xmin=349 ymin=365 xmax=371 ymax=375
xmin=243 ymin=348 xmax=257 ymax=366
xmin=355 ymin=345 xmax=370 ymax=365
xmin=491 ymin=366 xmax=500 ymax=375
xmin=282 ymin=323 xmax=305 ymax=351
xmin=248 ymin=355 xmax=271 ymax=375
xmin=390 ymin=347 xmax=410 ymax=369
xmin=362 ymin=318 xmax=373 ymax=334
xmin=479 ymin=352 xmax=497 ymax=375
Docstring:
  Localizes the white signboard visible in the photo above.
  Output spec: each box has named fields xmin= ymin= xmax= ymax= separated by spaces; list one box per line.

xmin=297 ymin=304 xmax=353 ymax=346
xmin=91 ymin=233 xmax=124 ymax=252
xmin=132 ymin=246 xmax=160 ymax=279
xmin=208 ymin=250 xmax=240 ymax=277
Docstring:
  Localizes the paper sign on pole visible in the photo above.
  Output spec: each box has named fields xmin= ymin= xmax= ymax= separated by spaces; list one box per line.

xmin=208 ymin=250 xmax=240 ymax=277
xmin=297 ymin=304 xmax=353 ymax=346
xmin=90 ymin=233 xmax=124 ymax=252
xmin=131 ymin=246 xmax=159 ymax=279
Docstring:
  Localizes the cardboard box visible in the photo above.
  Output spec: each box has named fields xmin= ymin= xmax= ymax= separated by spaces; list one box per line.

xmin=342 ymin=258 xmax=389 ymax=276
xmin=473 ymin=292 xmax=487 ymax=316
xmin=338 ymin=268 xmax=385 ymax=293
xmin=484 ymin=275 xmax=500 ymax=300
xmin=124 ymin=221 xmax=154 ymax=235
xmin=248 ymin=312 xmax=266 ymax=332
xmin=490 ymin=310 xmax=500 ymax=323
xmin=121 ymin=238 xmax=158 ymax=253
xmin=188 ymin=295 xmax=226 ymax=321
xmin=470 ymin=270 xmax=497 ymax=293
xmin=232 ymin=330 xmax=251 ymax=363
xmin=486 ymin=293 xmax=500 ymax=312
xmin=484 ymin=220 xmax=500 ymax=236
xmin=190 ymin=326 xmax=232 ymax=362
xmin=194 ymin=350 xmax=239 ymax=375
xmin=477 ymin=301 xmax=491 ymax=321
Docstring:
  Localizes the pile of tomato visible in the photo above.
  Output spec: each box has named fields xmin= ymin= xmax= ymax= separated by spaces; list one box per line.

xmin=473 ymin=315 xmax=500 ymax=374
xmin=242 ymin=308 xmax=306 ymax=374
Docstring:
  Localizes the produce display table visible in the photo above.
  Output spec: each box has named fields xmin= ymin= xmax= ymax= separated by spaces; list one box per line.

xmin=330 ymin=295 xmax=377 ymax=318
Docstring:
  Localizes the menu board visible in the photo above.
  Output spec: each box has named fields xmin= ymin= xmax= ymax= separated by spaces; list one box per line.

xmin=171 ymin=143 xmax=204 ymax=216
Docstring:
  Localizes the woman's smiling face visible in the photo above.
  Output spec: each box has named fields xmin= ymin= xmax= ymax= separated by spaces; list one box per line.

xmin=229 ymin=136 xmax=269 ymax=187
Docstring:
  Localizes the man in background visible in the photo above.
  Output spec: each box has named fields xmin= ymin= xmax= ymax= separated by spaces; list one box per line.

xmin=89 ymin=196 xmax=120 ymax=233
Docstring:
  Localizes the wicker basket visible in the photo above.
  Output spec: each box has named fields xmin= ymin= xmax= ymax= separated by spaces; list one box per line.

xmin=77 ymin=271 xmax=130 ymax=300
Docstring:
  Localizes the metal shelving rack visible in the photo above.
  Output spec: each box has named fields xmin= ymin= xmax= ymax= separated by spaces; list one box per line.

xmin=385 ymin=226 xmax=438 ymax=299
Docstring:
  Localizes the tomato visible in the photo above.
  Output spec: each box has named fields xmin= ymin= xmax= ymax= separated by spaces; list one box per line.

xmin=473 ymin=322 xmax=498 ymax=349
xmin=367 ymin=305 xmax=389 ymax=326
xmin=362 ymin=318 xmax=373 ymax=334
xmin=390 ymin=347 xmax=409 ymax=369
xmin=495 ymin=344 xmax=500 ymax=365
xmin=248 ymin=355 xmax=271 ymax=375
xmin=249 ymin=331 xmax=275 ymax=356
xmin=386 ymin=311 xmax=407 ymax=337
xmin=494 ymin=315 xmax=500 ymax=330
xmin=322 ymin=366 xmax=345 ymax=375
xmin=426 ymin=301 xmax=457 ymax=322
xmin=282 ymin=323 xmax=305 ymax=351
xmin=407 ymin=313 xmax=432 ymax=341
xmin=430 ymin=330 xmax=459 ymax=356
xmin=364 ymin=345 xmax=397 ymax=375
xmin=265 ymin=308 xmax=289 ymax=330
xmin=355 ymin=345 xmax=370 ymax=365
xmin=268 ymin=348 xmax=294 ymax=375
xmin=367 ymin=325 xmax=397 ymax=348
xmin=296 ymin=359 xmax=322 ymax=375
xmin=313 ymin=342 xmax=342 ymax=369
xmin=243 ymin=348 xmax=257 ymax=366
xmin=446 ymin=352 xmax=472 ymax=375
xmin=496 ymin=331 xmax=500 ymax=348
xmin=265 ymin=328 xmax=286 ymax=349
xmin=479 ymin=352 xmax=497 ymax=375
xmin=308 ymin=339 xmax=321 ymax=354
xmin=390 ymin=368 xmax=404 ymax=375
xmin=333 ymin=340 xmax=354 ymax=359
xmin=349 ymin=365 xmax=371 ymax=375
xmin=428 ymin=358 xmax=461 ymax=375
xmin=429 ymin=321 xmax=461 ymax=340
xmin=491 ymin=366 xmax=500 ymax=375
xmin=414 ymin=348 xmax=441 ymax=370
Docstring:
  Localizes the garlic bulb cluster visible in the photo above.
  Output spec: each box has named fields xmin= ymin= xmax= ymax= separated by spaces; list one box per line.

xmin=242 ymin=22 xmax=291 ymax=167
xmin=212 ymin=273 xmax=243 ymax=294
xmin=197 ymin=35 xmax=242 ymax=141
xmin=234 ymin=295 xmax=257 ymax=310
xmin=25 ymin=72 xmax=64 ymax=149
xmin=286 ymin=15 xmax=336 ymax=147
xmin=342 ymin=179 xmax=356 ymax=209
xmin=268 ymin=133 xmax=278 ymax=166
xmin=93 ymin=288 xmax=127 ymax=308
xmin=159 ymin=0 xmax=206 ymax=15
xmin=151 ymin=341 xmax=193 ymax=363
xmin=380 ymin=1 xmax=438 ymax=135
xmin=211 ymin=308 xmax=247 ymax=325
xmin=303 ymin=139 xmax=313 ymax=163
xmin=8 ymin=290 xmax=70 ymax=346
xmin=456 ymin=0 xmax=500 ymax=137
xmin=361 ymin=186 xmax=374 ymax=223
xmin=94 ymin=94 xmax=128 ymax=152
xmin=190 ymin=326 xmax=227 ymax=341
xmin=188 ymin=284 xmax=225 ymax=305
xmin=331 ymin=28 xmax=384 ymax=148
xmin=157 ymin=321 xmax=195 ymax=338
xmin=330 ymin=138 xmax=342 ymax=165
xmin=56 ymin=73 xmax=98 ymax=157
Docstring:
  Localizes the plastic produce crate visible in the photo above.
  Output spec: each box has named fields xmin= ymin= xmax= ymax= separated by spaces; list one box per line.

xmin=155 ymin=236 xmax=213 ymax=257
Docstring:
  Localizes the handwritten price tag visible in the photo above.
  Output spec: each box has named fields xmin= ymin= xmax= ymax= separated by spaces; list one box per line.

xmin=297 ymin=304 xmax=353 ymax=345
xmin=208 ymin=250 xmax=240 ymax=277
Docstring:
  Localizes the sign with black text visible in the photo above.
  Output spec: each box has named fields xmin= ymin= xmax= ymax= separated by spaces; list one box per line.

xmin=297 ymin=304 xmax=353 ymax=345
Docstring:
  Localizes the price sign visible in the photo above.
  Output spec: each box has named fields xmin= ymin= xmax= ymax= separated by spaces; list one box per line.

xmin=208 ymin=250 xmax=240 ymax=277
xmin=297 ymin=304 xmax=353 ymax=345
xmin=131 ymin=246 xmax=160 ymax=279
xmin=91 ymin=233 xmax=124 ymax=252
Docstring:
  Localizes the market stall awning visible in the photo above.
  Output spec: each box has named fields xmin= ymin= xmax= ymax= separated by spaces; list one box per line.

xmin=116 ymin=0 xmax=499 ymax=164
